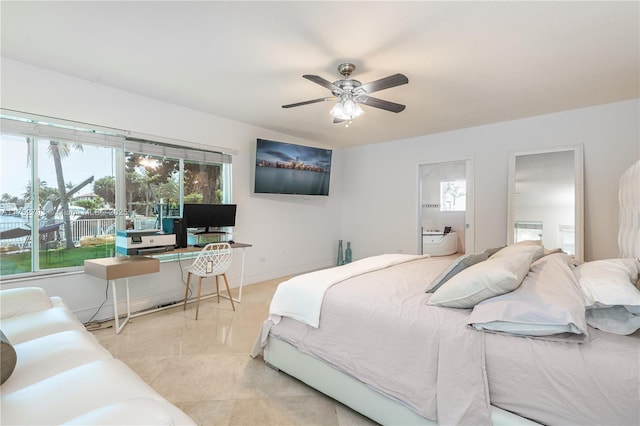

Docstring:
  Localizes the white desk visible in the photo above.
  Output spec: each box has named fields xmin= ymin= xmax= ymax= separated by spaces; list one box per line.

xmin=84 ymin=243 xmax=252 ymax=334
xmin=84 ymin=256 xmax=160 ymax=334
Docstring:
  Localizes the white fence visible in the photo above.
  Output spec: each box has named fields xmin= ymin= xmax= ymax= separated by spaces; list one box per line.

xmin=0 ymin=216 xmax=159 ymax=249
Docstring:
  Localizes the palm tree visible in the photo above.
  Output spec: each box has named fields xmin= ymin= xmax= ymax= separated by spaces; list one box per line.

xmin=48 ymin=141 xmax=83 ymax=249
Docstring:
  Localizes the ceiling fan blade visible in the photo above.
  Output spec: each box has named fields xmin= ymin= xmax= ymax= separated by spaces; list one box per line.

xmin=282 ymin=97 xmax=335 ymax=109
xmin=359 ymin=95 xmax=406 ymax=113
xmin=303 ymin=74 xmax=341 ymax=92
xmin=358 ymin=73 xmax=408 ymax=94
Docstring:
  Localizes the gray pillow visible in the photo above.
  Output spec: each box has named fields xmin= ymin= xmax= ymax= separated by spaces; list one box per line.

xmin=483 ymin=246 xmax=505 ymax=257
xmin=425 ymin=252 xmax=489 ymax=293
xmin=1 ymin=330 xmax=17 ymax=384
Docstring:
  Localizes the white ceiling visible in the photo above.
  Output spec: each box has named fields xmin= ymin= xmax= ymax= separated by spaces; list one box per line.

xmin=1 ymin=1 xmax=638 ymax=149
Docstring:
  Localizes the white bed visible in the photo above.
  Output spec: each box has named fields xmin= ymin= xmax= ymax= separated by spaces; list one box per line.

xmin=252 ymin=161 xmax=640 ymax=425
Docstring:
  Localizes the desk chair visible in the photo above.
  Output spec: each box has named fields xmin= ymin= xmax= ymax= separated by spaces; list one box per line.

xmin=183 ymin=242 xmax=235 ymax=319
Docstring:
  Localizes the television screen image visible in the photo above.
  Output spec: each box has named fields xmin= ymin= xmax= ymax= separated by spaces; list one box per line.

xmin=254 ymin=138 xmax=332 ymax=196
xmin=182 ymin=203 xmax=237 ymax=233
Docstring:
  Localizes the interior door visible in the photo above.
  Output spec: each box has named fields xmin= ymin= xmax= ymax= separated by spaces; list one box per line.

xmin=418 ymin=159 xmax=474 ymax=255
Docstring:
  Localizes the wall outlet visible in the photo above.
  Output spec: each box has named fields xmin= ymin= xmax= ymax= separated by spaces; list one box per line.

xmin=206 ymin=260 xmax=213 ymax=273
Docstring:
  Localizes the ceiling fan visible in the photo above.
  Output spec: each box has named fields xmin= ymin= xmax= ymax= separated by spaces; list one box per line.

xmin=282 ymin=63 xmax=408 ymax=124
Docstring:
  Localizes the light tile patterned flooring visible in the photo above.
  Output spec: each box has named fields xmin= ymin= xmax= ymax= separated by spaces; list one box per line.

xmin=91 ymin=277 xmax=378 ymax=426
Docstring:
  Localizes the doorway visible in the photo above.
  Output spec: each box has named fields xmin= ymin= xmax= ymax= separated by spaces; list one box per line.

xmin=418 ymin=159 xmax=474 ymax=255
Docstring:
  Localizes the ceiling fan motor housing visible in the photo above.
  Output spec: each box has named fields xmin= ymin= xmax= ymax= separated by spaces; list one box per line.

xmin=331 ymin=79 xmax=363 ymax=97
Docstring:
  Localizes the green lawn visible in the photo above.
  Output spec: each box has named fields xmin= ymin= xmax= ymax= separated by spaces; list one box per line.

xmin=0 ymin=244 xmax=115 ymax=276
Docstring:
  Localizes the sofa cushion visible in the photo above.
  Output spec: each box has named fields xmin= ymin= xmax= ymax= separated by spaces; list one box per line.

xmin=1 ymin=330 xmax=17 ymax=385
xmin=0 ymin=287 xmax=53 ymax=320
xmin=1 ymin=306 xmax=85 ymax=345
xmin=2 ymin=330 xmax=113 ymax=393
xmin=1 ymin=359 xmax=188 ymax=425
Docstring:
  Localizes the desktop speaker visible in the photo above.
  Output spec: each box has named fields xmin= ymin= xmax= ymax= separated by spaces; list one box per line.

xmin=162 ymin=218 xmax=187 ymax=248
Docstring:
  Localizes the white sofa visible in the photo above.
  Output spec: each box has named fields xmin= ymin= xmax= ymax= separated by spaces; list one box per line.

xmin=0 ymin=287 xmax=195 ymax=425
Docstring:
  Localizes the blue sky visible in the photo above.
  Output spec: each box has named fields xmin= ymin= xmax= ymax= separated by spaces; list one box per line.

xmin=0 ymin=134 xmax=115 ymax=200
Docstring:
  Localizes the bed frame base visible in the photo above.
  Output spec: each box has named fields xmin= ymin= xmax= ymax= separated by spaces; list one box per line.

xmin=264 ymin=336 xmax=540 ymax=426
xmin=264 ymin=360 xmax=280 ymax=372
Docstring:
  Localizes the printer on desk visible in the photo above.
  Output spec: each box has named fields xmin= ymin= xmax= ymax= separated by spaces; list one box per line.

xmin=115 ymin=230 xmax=176 ymax=255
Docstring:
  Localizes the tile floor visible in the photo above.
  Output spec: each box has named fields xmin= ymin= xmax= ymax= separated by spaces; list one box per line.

xmin=91 ymin=277 xmax=378 ymax=426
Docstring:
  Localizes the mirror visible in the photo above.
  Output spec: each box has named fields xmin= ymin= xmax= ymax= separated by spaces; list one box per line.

xmin=508 ymin=145 xmax=584 ymax=261
xmin=419 ymin=159 xmax=474 ymax=256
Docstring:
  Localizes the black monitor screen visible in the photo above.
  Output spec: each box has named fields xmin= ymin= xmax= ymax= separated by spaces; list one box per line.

xmin=182 ymin=204 xmax=237 ymax=233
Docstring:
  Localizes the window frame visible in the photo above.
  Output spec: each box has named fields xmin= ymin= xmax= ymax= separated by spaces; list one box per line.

xmin=0 ymin=110 xmax=234 ymax=280
xmin=439 ymin=179 xmax=467 ymax=212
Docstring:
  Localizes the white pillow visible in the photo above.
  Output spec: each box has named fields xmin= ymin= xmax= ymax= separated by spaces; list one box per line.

xmin=490 ymin=240 xmax=545 ymax=262
xmin=428 ymin=252 xmax=534 ymax=308
xmin=468 ymin=253 xmax=588 ymax=340
xmin=574 ymin=258 xmax=640 ymax=314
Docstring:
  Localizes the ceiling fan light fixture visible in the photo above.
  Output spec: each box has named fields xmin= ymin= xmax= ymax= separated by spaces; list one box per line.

xmin=330 ymin=97 xmax=364 ymax=120
xmin=343 ymin=98 xmax=357 ymax=115
xmin=330 ymin=101 xmax=344 ymax=118
xmin=284 ymin=63 xmax=406 ymax=124
xmin=352 ymin=102 xmax=364 ymax=118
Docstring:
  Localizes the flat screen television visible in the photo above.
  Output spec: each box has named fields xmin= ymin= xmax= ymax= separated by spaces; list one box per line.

xmin=182 ymin=203 xmax=237 ymax=233
xmin=254 ymin=138 xmax=332 ymax=196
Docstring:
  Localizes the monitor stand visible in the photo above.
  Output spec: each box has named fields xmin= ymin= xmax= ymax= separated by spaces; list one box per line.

xmin=192 ymin=229 xmax=232 ymax=247
xmin=194 ymin=227 xmax=226 ymax=235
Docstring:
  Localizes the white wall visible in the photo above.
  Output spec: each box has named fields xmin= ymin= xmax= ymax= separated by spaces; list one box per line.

xmin=1 ymin=59 xmax=344 ymax=322
xmin=2 ymin=58 xmax=639 ymax=322
xmin=341 ymin=99 xmax=639 ymax=261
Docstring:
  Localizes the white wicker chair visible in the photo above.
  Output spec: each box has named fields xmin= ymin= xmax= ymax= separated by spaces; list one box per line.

xmin=183 ymin=242 xmax=235 ymax=319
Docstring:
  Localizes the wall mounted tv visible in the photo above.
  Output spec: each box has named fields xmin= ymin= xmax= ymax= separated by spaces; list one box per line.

xmin=254 ymin=138 xmax=332 ymax=196
xmin=182 ymin=203 xmax=237 ymax=233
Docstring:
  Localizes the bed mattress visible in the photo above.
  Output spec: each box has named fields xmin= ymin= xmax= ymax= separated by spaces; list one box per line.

xmin=262 ymin=256 xmax=640 ymax=425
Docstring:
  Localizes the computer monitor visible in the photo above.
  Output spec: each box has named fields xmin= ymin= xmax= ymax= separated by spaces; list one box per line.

xmin=182 ymin=203 xmax=237 ymax=233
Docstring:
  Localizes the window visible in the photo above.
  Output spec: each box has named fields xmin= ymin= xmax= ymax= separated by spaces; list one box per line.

xmin=0 ymin=111 xmax=232 ymax=279
xmin=558 ymin=225 xmax=575 ymax=255
xmin=36 ymin=138 xmax=117 ymax=270
xmin=0 ymin=133 xmax=33 ymax=276
xmin=440 ymin=180 xmax=466 ymax=212
xmin=125 ymin=153 xmax=180 ymax=230
xmin=184 ymin=161 xmax=224 ymax=204
xmin=514 ymin=221 xmax=543 ymax=243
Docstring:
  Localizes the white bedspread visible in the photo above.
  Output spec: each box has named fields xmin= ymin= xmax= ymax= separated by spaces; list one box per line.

xmin=268 ymin=253 xmax=428 ymax=328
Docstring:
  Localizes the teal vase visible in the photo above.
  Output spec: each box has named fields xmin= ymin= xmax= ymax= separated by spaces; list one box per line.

xmin=345 ymin=241 xmax=352 ymax=264
xmin=337 ymin=240 xmax=344 ymax=266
